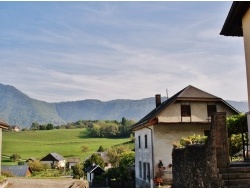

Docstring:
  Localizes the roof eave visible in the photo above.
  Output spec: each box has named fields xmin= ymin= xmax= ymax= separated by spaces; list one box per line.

xmin=220 ymin=2 xmax=250 ymax=37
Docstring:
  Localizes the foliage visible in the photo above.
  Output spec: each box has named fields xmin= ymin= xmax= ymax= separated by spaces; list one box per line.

xmin=28 ymin=161 xmax=49 ymax=172
xmin=83 ymin=153 xmax=105 ymax=170
xmin=97 ymin=145 xmax=104 ymax=152
xmin=107 ymin=145 xmax=132 ymax=167
xmin=10 ymin=153 xmax=21 ymax=162
xmin=30 ymin=122 xmax=54 ymax=131
xmin=72 ymin=163 xmax=84 ymax=179
xmin=118 ymin=152 xmax=135 ymax=180
xmin=105 ymin=151 xmax=135 ymax=181
xmin=1 ymin=170 xmax=15 ymax=177
xmin=229 ymin=133 xmax=247 ymax=156
xmin=227 ymin=113 xmax=247 ymax=135
xmin=81 ymin=145 xmax=88 ymax=153
xmin=179 ymin=134 xmax=207 ymax=147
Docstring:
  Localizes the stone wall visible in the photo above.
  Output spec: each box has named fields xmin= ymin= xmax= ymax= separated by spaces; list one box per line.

xmin=172 ymin=112 xmax=228 ymax=188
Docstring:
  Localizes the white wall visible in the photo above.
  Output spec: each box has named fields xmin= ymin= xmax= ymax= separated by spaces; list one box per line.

xmin=135 ymin=127 xmax=154 ymax=188
xmin=242 ymin=8 xmax=250 ymax=143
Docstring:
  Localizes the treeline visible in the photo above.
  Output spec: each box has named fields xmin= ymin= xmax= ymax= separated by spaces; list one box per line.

xmin=29 ymin=117 xmax=135 ymax=138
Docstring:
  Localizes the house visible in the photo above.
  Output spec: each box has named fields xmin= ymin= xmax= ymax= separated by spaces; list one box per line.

xmin=40 ymin=152 xmax=66 ymax=169
xmin=0 ymin=119 xmax=9 ymax=175
xmin=86 ymin=164 xmax=105 ymax=185
xmin=2 ymin=165 xmax=32 ymax=177
xmin=9 ymin=126 xmax=20 ymax=132
xmin=220 ymin=1 xmax=250 ymax=151
xmin=66 ymin=158 xmax=80 ymax=169
xmin=131 ymin=85 xmax=239 ymax=188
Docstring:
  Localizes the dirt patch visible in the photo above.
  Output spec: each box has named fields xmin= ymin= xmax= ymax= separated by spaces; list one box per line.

xmin=6 ymin=177 xmax=89 ymax=188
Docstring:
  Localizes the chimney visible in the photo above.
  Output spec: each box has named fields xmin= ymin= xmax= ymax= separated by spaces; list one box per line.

xmin=155 ymin=94 xmax=161 ymax=108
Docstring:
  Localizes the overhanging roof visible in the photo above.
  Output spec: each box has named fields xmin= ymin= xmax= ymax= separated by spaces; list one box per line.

xmin=131 ymin=85 xmax=239 ymax=130
xmin=0 ymin=119 xmax=9 ymax=129
xmin=220 ymin=1 xmax=250 ymax=37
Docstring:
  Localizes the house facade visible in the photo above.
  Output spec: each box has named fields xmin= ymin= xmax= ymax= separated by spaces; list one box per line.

xmin=220 ymin=1 xmax=250 ymax=147
xmin=40 ymin=152 xmax=66 ymax=169
xmin=131 ymin=85 xmax=239 ymax=188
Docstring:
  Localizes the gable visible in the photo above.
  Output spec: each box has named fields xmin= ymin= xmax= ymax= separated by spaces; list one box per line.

xmin=132 ymin=85 xmax=239 ymax=130
xmin=177 ymin=85 xmax=218 ymax=99
xmin=40 ymin=153 xmax=64 ymax=162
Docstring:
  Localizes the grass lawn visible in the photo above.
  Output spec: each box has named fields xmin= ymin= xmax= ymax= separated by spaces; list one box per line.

xmin=2 ymin=128 xmax=132 ymax=165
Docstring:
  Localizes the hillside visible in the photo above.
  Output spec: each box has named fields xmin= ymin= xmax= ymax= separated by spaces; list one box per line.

xmin=0 ymin=83 xmax=248 ymax=127
xmin=2 ymin=129 xmax=131 ymax=160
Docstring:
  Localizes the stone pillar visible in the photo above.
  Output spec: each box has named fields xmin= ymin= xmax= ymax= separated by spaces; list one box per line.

xmin=211 ymin=112 xmax=229 ymax=168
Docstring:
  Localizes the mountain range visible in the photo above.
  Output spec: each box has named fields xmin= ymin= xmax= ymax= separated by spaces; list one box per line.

xmin=0 ymin=83 xmax=248 ymax=128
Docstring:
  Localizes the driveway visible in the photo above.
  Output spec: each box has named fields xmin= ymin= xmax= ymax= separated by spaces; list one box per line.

xmin=6 ymin=178 xmax=88 ymax=188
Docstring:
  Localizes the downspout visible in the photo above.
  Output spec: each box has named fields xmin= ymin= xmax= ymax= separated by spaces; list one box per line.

xmin=146 ymin=127 xmax=154 ymax=187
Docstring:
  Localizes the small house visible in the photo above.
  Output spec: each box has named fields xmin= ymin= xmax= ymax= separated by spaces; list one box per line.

xmin=66 ymin=158 xmax=80 ymax=169
xmin=86 ymin=164 xmax=105 ymax=184
xmin=40 ymin=152 xmax=65 ymax=169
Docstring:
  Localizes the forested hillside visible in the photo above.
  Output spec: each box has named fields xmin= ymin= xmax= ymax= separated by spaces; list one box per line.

xmin=0 ymin=83 xmax=248 ymax=127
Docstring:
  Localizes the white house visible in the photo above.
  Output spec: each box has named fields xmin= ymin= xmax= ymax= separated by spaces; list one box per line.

xmin=131 ymin=85 xmax=239 ymax=188
xmin=220 ymin=1 xmax=250 ymax=150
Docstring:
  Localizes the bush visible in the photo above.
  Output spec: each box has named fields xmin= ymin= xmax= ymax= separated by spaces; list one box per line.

xmin=178 ymin=134 xmax=207 ymax=148
xmin=28 ymin=161 xmax=49 ymax=172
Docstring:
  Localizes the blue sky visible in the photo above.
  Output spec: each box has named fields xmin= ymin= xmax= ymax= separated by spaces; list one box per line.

xmin=0 ymin=1 xmax=247 ymax=102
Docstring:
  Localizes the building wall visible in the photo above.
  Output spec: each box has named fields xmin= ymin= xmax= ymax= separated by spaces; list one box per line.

xmin=158 ymin=101 xmax=236 ymax=123
xmin=135 ymin=127 xmax=154 ymax=188
xmin=153 ymin=123 xmax=210 ymax=177
xmin=242 ymin=8 xmax=250 ymax=142
xmin=0 ymin=129 xmax=2 ymax=175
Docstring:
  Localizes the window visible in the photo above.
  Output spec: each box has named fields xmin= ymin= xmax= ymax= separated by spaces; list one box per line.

xmin=139 ymin=161 xmax=142 ymax=178
xmin=147 ymin=163 xmax=150 ymax=181
xmin=138 ymin=136 xmax=141 ymax=149
xmin=145 ymin=135 xmax=148 ymax=148
xmin=181 ymin=104 xmax=191 ymax=117
xmin=143 ymin=162 xmax=147 ymax=180
xmin=207 ymin=105 xmax=216 ymax=117
xmin=204 ymin=130 xmax=211 ymax=137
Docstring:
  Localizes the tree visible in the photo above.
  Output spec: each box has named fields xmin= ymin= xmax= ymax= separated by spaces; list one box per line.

xmin=227 ymin=113 xmax=248 ymax=157
xmin=107 ymin=145 xmax=131 ymax=167
xmin=81 ymin=145 xmax=88 ymax=153
xmin=97 ymin=145 xmax=104 ymax=152
xmin=30 ymin=122 xmax=39 ymax=130
xmin=10 ymin=153 xmax=21 ymax=162
xmin=83 ymin=153 xmax=105 ymax=170
xmin=72 ymin=163 xmax=84 ymax=179
xmin=227 ymin=113 xmax=247 ymax=135
xmin=46 ymin=123 xmax=54 ymax=130
xmin=118 ymin=151 xmax=135 ymax=180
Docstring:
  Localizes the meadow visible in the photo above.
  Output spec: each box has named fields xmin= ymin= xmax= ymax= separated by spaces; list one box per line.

xmin=2 ymin=129 xmax=131 ymax=164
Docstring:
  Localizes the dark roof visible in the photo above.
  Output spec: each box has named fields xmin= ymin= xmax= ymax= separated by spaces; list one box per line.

xmin=67 ymin=158 xmax=80 ymax=163
xmin=86 ymin=165 xmax=105 ymax=174
xmin=132 ymin=85 xmax=239 ymax=130
xmin=0 ymin=119 xmax=9 ymax=129
xmin=2 ymin=165 xmax=32 ymax=177
xmin=220 ymin=2 xmax=250 ymax=37
xmin=40 ymin=152 xmax=64 ymax=162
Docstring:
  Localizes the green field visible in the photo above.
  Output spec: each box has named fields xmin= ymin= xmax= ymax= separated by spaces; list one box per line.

xmin=2 ymin=129 xmax=131 ymax=163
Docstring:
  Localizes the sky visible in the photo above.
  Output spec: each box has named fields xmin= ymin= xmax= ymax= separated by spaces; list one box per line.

xmin=0 ymin=1 xmax=247 ymax=103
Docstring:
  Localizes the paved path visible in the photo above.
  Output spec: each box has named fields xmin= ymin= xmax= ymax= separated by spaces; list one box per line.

xmin=6 ymin=178 xmax=88 ymax=188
